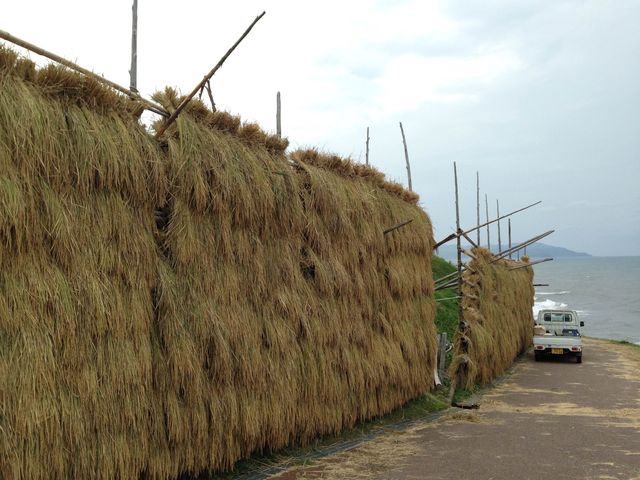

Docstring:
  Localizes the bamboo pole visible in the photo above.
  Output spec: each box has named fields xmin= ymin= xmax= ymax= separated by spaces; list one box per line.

xmin=433 ymin=200 xmax=541 ymax=249
xmin=0 ymin=28 xmax=168 ymax=117
xmin=399 ymin=122 xmax=412 ymax=191
xmin=485 ymin=194 xmax=490 ymax=250
xmin=508 ymin=218 xmax=512 ymax=259
xmin=276 ymin=91 xmax=281 ymax=137
xmin=382 ymin=219 xmax=413 ymax=235
xmin=436 ymin=280 xmax=459 ymax=291
xmin=460 ymin=248 xmax=476 ymax=260
xmin=155 ymin=11 xmax=266 ymax=138
xmin=461 ymin=231 xmax=477 ymax=248
xmin=436 ymin=296 xmax=461 ymax=302
xmin=493 ymin=230 xmax=554 ymax=262
xmin=450 ymin=161 xmax=463 ymax=408
xmin=454 ymin=161 xmax=463 ymax=329
xmin=476 ymin=172 xmax=480 ymax=246
xmin=434 ymin=267 xmax=467 ymax=287
xmin=509 ymin=257 xmax=553 ymax=270
xmin=497 ymin=199 xmax=502 ymax=254
xmin=129 ymin=0 xmax=138 ymax=93
xmin=204 ymin=81 xmax=216 ymax=111
xmin=365 ymin=127 xmax=370 ymax=166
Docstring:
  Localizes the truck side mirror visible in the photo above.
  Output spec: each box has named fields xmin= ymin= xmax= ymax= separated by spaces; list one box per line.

xmin=580 ymin=321 xmax=585 ymax=327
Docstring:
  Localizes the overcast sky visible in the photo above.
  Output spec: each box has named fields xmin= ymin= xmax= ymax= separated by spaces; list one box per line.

xmin=4 ymin=0 xmax=639 ymax=256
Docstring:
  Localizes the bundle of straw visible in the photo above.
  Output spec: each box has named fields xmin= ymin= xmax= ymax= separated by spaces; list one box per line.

xmin=0 ymin=45 xmax=437 ymax=479
xmin=148 ymin=90 xmax=437 ymax=475
xmin=450 ymin=248 xmax=534 ymax=388
xmin=0 ymin=46 xmax=164 ymax=479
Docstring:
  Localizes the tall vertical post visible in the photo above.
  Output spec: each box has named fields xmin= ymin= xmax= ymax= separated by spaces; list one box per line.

xmin=508 ymin=218 xmax=512 ymax=259
xmin=476 ymin=171 xmax=480 ymax=246
xmin=276 ymin=91 xmax=281 ymax=137
xmin=129 ymin=0 xmax=138 ymax=93
xmin=454 ymin=162 xmax=462 ymax=315
xmin=448 ymin=161 xmax=463 ymax=404
xmin=485 ymin=194 xmax=490 ymax=251
xmin=365 ymin=127 xmax=370 ymax=166
xmin=399 ymin=122 xmax=412 ymax=191
xmin=497 ymin=199 xmax=502 ymax=253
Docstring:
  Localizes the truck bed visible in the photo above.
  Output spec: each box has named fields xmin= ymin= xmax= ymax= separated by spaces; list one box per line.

xmin=533 ymin=335 xmax=583 ymax=362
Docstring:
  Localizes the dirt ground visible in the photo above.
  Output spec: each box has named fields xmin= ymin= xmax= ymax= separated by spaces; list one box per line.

xmin=272 ymin=339 xmax=640 ymax=480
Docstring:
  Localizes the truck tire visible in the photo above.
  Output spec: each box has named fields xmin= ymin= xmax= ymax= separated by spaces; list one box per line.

xmin=576 ymin=355 xmax=582 ymax=364
xmin=534 ymin=351 xmax=541 ymax=361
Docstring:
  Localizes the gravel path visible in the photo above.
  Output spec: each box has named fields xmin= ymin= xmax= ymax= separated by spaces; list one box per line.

xmin=274 ymin=338 xmax=640 ymax=480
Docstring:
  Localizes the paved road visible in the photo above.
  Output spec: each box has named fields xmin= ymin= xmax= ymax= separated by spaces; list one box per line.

xmin=274 ymin=339 xmax=640 ymax=479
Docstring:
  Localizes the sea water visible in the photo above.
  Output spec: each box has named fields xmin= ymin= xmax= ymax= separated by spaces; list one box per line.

xmin=532 ymin=256 xmax=640 ymax=344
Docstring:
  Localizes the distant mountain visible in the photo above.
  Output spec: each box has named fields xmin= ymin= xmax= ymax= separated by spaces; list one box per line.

xmin=435 ymin=242 xmax=591 ymax=262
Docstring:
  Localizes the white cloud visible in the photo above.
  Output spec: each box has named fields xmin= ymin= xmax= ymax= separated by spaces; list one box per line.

xmin=371 ymin=47 xmax=524 ymax=116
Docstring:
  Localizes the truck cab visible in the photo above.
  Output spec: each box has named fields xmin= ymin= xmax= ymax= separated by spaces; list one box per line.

xmin=533 ymin=309 xmax=585 ymax=363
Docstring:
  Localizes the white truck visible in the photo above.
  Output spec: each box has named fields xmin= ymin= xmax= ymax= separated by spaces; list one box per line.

xmin=533 ymin=309 xmax=585 ymax=363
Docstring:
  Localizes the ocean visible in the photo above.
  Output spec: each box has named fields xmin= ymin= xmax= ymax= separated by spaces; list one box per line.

xmin=532 ymin=256 xmax=640 ymax=344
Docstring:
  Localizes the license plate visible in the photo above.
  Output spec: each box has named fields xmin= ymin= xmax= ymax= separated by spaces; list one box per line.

xmin=551 ymin=348 xmax=564 ymax=355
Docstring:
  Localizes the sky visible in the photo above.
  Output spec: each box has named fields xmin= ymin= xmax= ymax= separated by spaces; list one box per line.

xmin=3 ymin=0 xmax=639 ymax=256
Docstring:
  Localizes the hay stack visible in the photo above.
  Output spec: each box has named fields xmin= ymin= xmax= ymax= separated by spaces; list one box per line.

xmin=0 ymin=47 xmax=165 ymax=479
xmin=0 ymin=45 xmax=437 ymax=479
xmin=149 ymin=90 xmax=437 ymax=475
xmin=450 ymin=248 xmax=534 ymax=388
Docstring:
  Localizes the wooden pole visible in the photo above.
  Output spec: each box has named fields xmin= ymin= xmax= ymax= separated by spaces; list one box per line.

xmin=454 ymin=161 xmax=463 ymax=328
xmin=436 ymin=279 xmax=460 ymax=291
xmin=509 ymin=257 xmax=553 ymax=270
xmin=448 ymin=161 xmax=464 ymax=403
xmin=399 ymin=122 xmax=412 ymax=191
xmin=0 ymin=28 xmax=168 ymax=117
xmin=433 ymin=200 xmax=541 ymax=249
xmin=497 ymin=199 xmax=502 ymax=253
xmin=436 ymin=296 xmax=460 ymax=302
xmin=476 ymin=172 xmax=480 ymax=246
xmin=276 ymin=91 xmax=281 ymax=137
xmin=204 ymin=81 xmax=216 ymax=111
xmin=435 ymin=269 xmax=466 ymax=288
xmin=493 ymin=230 xmax=554 ymax=262
xmin=129 ymin=0 xmax=138 ymax=93
xmin=365 ymin=127 xmax=370 ymax=166
xmin=461 ymin=231 xmax=477 ymax=249
xmin=437 ymin=333 xmax=448 ymax=381
xmin=485 ymin=194 xmax=490 ymax=250
xmin=383 ymin=219 xmax=413 ymax=235
xmin=508 ymin=218 xmax=512 ymax=259
xmin=155 ymin=11 xmax=266 ymax=139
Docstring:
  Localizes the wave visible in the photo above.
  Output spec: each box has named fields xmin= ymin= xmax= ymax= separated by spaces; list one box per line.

xmin=533 ymin=298 xmax=568 ymax=316
xmin=536 ymin=291 xmax=570 ymax=295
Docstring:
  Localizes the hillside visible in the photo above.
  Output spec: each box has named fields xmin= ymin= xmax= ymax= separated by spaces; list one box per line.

xmin=435 ymin=242 xmax=590 ymax=261
xmin=432 ymin=256 xmax=458 ymax=341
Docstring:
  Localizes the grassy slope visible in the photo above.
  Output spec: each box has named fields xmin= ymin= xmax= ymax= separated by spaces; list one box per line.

xmin=432 ymin=256 xmax=458 ymax=340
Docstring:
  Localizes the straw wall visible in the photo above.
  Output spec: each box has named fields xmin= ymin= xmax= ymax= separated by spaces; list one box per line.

xmin=451 ymin=248 xmax=534 ymax=388
xmin=0 ymin=47 xmax=436 ymax=479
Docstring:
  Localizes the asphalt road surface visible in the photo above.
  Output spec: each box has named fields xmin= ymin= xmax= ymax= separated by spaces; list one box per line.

xmin=274 ymin=338 xmax=640 ymax=480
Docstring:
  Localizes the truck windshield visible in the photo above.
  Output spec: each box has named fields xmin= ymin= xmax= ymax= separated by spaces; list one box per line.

xmin=543 ymin=312 xmax=573 ymax=323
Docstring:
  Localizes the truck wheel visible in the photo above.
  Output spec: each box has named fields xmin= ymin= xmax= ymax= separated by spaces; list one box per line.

xmin=576 ymin=355 xmax=582 ymax=364
xmin=534 ymin=351 xmax=541 ymax=361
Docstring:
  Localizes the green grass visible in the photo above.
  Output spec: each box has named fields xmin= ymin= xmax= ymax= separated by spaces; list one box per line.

xmin=611 ymin=339 xmax=640 ymax=349
xmin=432 ymin=256 xmax=458 ymax=341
